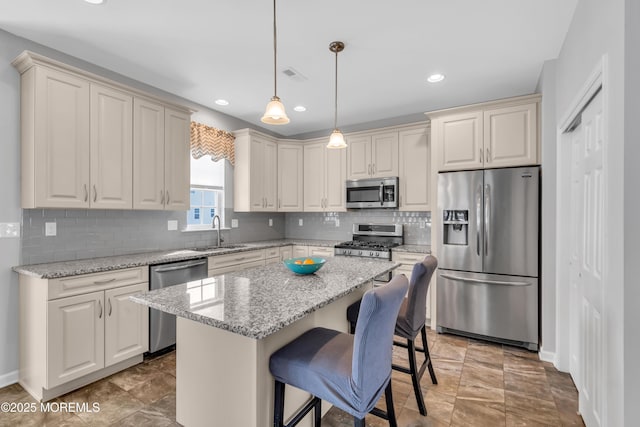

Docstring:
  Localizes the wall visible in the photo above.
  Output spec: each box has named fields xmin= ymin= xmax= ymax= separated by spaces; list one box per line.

xmin=285 ymin=211 xmax=431 ymax=245
xmin=535 ymin=59 xmax=558 ymax=361
xmin=624 ymin=0 xmax=640 ymax=423
xmin=553 ymin=0 xmax=625 ymax=425
xmin=0 ymin=28 xmax=283 ymax=384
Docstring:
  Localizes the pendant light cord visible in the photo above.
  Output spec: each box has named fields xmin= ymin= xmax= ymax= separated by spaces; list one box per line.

xmin=334 ymin=48 xmax=338 ymax=129
xmin=273 ymin=0 xmax=277 ymax=97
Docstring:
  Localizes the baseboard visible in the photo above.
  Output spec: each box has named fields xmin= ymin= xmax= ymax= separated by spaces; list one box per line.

xmin=0 ymin=370 xmax=18 ymax=388
xmin=538 ymin=347 xmax=557 ymax=365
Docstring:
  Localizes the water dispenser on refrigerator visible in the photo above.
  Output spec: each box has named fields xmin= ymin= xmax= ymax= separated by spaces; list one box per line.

xmin=442 ymin=210 xmax=468 ymax=245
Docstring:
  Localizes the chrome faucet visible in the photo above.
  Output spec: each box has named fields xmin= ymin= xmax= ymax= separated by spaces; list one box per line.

xmin=212 ymin=215 xmax=222 ymax=247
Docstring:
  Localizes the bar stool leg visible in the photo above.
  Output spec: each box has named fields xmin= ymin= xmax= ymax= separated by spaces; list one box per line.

xmin=407 ymin=338 xmax=427 ymax=416
xmin=421 ymin=325 xmax=438 ymax=384
xmin=274 ymin=380 xmax=285 ymax=427
xmin=314 ymin=398 xmax=321 ymax=426
xmin=354 ymin=417 xmax=365 ymax=427
xmin=384 ymin=381 xmax=398 ymax=427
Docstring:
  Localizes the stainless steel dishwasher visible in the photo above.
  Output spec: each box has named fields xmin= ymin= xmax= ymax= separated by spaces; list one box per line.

xmin=149 ymin=258 xmax=208 ymax=353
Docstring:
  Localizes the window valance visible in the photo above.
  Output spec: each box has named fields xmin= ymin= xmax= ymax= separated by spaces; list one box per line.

xmin=190 ymin=122 xmax=236 ymax=166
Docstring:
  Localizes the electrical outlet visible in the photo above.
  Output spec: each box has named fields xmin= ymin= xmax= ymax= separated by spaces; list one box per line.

xmin=167 ymin=220 xmax=178 ymax=231
xmin=335 ymin=218 xmax=340 ymax=227
xmin=298 ymin=218 xmax=303 ymax=227
xmin=420 ymin=221 xmax=426 ymax=229
xmin=231 ymin=219 xmax=239 ymax=228
xmin=45 ymin=222 xmax=57 ymax=237
xmin=269 ymin=218 xmax=273 ymax=227
xmin=0 ymin=223 xmax=20 ymax=238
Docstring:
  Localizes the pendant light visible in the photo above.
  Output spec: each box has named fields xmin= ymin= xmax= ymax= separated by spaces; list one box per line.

xmin=327 ymin=41 xmax=347 ymax=149
xmin=261 ymin=0 xmax=290 ymax=125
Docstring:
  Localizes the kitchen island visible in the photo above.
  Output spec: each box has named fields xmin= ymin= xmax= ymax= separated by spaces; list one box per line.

xmin=130 ymin=256 xmax=398 ymax=427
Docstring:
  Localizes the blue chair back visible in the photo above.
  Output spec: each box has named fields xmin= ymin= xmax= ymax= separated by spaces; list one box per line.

xmin=351 ymin=274 xmax=409 ymax=404
xmin=405 ymin=256 xmax=438 ymax=334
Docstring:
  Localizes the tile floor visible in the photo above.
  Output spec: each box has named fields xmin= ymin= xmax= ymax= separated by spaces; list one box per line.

xmin=0 ymin=330 xmax=584 ymax=426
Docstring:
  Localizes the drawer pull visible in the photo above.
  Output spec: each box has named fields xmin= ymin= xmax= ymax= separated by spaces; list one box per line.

xmin=94 ymin=278 xmax=117 ymax=285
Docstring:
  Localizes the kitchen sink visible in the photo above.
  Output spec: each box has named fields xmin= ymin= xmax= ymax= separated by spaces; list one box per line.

xmin=190 ymin=244 xmax=247 ymax=252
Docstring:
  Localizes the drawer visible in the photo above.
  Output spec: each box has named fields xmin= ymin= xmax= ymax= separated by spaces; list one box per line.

xmin=208 ymin=259 xmax=266 ymax=277
xmin=392 ymin=251 xmax=426 ymax=265
xmin=308 ymin=246 xmax=334 ymax=258
xmin=48 ymin=267 xmax=148 ymax=300
xmin=264 ymin=247 xmax=280 ymax=259
xmin=293 ymin=246 xmax=308 ymax=258
xmin=280 ymin=245 xmax=293 ymax=261
xmin=208 ymin=249 xmax=265 ymax=269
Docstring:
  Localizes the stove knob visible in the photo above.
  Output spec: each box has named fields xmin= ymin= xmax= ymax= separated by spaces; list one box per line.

xmin=369 ymin=251 xmax=374 ymax=256
xmin=358 ymin=250 xmax=363 ymax=256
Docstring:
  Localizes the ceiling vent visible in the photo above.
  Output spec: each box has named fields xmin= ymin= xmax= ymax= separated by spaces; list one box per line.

xmin=282 ymin=67 xmax=308 ymax=82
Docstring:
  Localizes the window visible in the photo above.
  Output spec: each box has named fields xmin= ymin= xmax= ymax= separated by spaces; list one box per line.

xmin=186 ymin=155 xmax=225 ymax=230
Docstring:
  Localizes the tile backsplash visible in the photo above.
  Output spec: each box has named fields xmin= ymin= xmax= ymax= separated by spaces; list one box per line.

xmin=284 ymin=210 xmax=431 ymax=244
xmin=20 ymin=208 xmax=429 ymax=265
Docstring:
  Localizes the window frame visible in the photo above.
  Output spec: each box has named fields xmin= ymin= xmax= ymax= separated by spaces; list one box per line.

xmin=185 ymin=185 xmax=225 ymax=231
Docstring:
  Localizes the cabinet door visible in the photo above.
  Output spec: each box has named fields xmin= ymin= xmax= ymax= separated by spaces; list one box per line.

xmin=263 ymin=140 xmax=278 ymax=211
xmin=90 ymin=84 xmax=133 ymax=209
xmin=34 ymin=67 xmax=90 ymax=208
xmin=371 ymin=132 xmax=399 ymax=177
xmin=303 ymin=143 xmax=325 ymax=212
xmin=325 ymin=145 xmax=346 ymax=212
xmin=399 ymin=128 xmax=430 ymax=211
xmin=434 ymin=111 xmax=483 ymax=171
xmin=308 ymin=246 xmax=334 ymax=258
xmin=164 ymin=108 xmax=191 ymax=210
xmin=48 ymin=291 xmax=104 ymax=388
xmin=133 ymin=98 xmax=165 ymax=209
xmin=277 ymin=144 xmax=303 ymax=211
xmin=104 ymin=283 xmax=149 ymax=367
xmin=484 ymin=102 xmax=538 ymax=167
xmin=346 ymin=135 xmax=371 ymax=179
xmin=280 ymin=245 xmax=293 ymax=261
xmin=293 ymin=246 xmax=309 ymax=258
xmin=249 ymin=136 xmax=267 ymax=211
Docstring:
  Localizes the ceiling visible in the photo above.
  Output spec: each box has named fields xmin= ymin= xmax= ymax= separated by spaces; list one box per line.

xmin=0 ymin=0 xmax=578 ymax=137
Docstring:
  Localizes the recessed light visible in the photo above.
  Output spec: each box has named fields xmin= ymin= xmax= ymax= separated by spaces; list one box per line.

xmin=293 ymin=105 xmax=306 ymax=112
xmin=215 ymin=99 xmax=229 ymax=106
xmin=427 ymin=73 xmax=445 ymax=83
xmin=84 ymin=0 xmax=105 ymax=4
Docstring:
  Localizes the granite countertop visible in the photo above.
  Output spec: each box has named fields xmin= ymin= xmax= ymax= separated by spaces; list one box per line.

xmin=13 ymin=239 xmax=342 ymax=279
xmin=130 ymin=256 xmax=398 ymax=339
xmin=394 ymin=244 xmax=431 ymax=254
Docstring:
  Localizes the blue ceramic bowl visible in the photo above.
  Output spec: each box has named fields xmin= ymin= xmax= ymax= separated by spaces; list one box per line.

xmin=283 ymin=257 xmax=327 ymax=275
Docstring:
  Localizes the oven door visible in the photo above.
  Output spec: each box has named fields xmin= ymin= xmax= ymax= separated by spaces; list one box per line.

xmin=346 ymin=177 xmax=398 ymax=208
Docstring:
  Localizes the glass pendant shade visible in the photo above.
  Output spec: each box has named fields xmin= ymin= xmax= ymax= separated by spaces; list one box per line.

xmin=261 ymin=96 xmax=290 ymax=125
xmin=327 ymin=129 xmax=347 ymax=149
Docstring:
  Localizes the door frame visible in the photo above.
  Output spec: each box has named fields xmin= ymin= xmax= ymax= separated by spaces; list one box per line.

xmin=555 ymin=54 xmax=610 ymax=378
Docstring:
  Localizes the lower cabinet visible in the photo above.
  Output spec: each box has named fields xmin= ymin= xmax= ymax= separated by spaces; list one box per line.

xmin=279 ymin=245 xmax=293 ymax=261
xmin=292 ymin=245 xmax=334 ymax=258
xmin=19 ymin=267 xmax=149 ymax=401
xmin=208 ymin=249 xmax=266 ymax=277
xmin=392 ymin=251 xmax=433 ymax=320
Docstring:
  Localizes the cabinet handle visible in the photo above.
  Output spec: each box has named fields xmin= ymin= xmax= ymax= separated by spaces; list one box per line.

xmin=166 ymin=191 xmax=170 ymax=204
xmin=368 ymin=164 xmax=371 ymax=175
xmin=486 ymin=148 xmax=490 ymax=163
xmin=278 ymin=199 xmax=281 ymax=209
xmin=93 ymin=278 xmax=116 ymax=285
xmin=108 ymin=298 xmax=112 ymax=317
xmin=98 ymin=300 xmax=103 ymax=319
xmin=84 ymin=184 xmax=88 ymax=202
xmin=93 ymin=185 xmax=97 ymax=203
xmin=480 ymin=148 xmax=483 ymax=163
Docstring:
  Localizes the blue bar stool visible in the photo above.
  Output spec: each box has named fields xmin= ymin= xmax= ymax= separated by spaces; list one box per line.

xmin=269 ymin=274 xmax=409 ymax=427
xmin=346 ymin=255 xmax=438 ymax=416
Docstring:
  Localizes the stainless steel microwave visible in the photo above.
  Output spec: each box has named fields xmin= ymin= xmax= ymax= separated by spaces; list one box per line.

xmin=346 ymin=177 xmax=399 ymax=209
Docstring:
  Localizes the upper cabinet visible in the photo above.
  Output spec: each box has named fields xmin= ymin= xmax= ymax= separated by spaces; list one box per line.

xmin=233 ymin=129 xmax=278 ymax=212
xmin=347 ymin=131 xmax=399 ymax=179
xmin=277 ymin=142 xmax=304 ymax=212
xmin=398 ymin=126 xmax=431 ymax=211
xmin=303 ymin=140 xmax=346 ymax=212
xmin=429 ymin=95 xmax=540 ymax=172
xmin=13 ymin=51 xmax=192 ymax=210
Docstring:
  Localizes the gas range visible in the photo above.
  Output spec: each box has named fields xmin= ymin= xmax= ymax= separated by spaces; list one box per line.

xmin=334 ymin=223 xmax=403 ymax=260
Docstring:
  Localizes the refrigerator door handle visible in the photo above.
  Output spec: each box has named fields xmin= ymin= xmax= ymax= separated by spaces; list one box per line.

xmin=440 ymin=273 xmax=532 ymax=287
xmin=484 ymin=184 xmax=490 ymax=256
xmin=476 ymin=184 xmax=482 ymax=256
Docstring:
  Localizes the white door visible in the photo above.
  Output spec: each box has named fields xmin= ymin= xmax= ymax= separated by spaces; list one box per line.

xmin=346 ymin=135 xmax=371 ymax=179
xmin=263 ymin=140 xmax=278 ymax=211
xmin=371 ymin=132 xmax=399 ymax=177
xmin=105 ymin=283 xmax=149 ymax=367
xmin=164 ymin=108 xmax=191 ymax=210
xmin=324 ymin=145 xmax=346 ymax=212
xmin=568 ymin=90 xmax=604 ymax=427
xmin=303 ymin=143 xmax=325 ymax=211
xmin=277 ymin=144 xmax=303 ymax=211
xmin=133 ymin=98 xmax=165 ymax=210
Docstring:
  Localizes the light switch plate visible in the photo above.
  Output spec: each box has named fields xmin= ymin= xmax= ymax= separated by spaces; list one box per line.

xmin=231 ymin=219 xmax=239 ymax=228
xmin=45 ymin=222 xmax=57 ymax=237
xmin=167 ymin=220 xmax=178 ymax=231
xmin=269 ymin=218 xmax=273 ymax=227
xmin=0 ymin=223 xmax=20 ymax=238
xmin=298 ymin=219 xmax=303 ymax=226
xmin=335 ymin=219 xmax=340 ymax=227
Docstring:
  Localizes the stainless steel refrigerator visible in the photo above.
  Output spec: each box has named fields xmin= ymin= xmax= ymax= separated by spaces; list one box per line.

xmin=436 ymin=166 xmax=539 ymax=351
